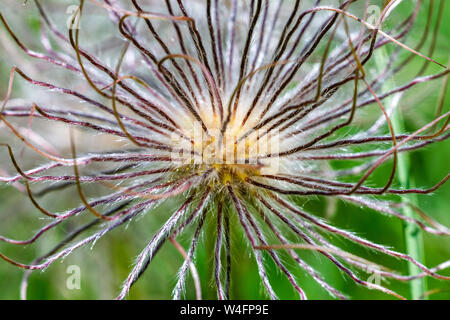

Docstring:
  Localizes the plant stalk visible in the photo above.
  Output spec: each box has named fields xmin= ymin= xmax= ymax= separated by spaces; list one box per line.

xmin=375 ymin=48 xmax=427 ymax=300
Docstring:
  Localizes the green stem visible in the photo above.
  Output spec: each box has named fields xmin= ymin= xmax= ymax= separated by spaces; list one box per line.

xmin=374 ymin=49 xmax=427 ymax=300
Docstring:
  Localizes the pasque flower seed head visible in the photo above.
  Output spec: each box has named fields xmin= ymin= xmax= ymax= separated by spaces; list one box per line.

xmin=0 ymin=0 xmax=449 ymax=300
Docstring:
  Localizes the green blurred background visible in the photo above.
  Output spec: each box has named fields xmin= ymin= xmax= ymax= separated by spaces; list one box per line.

xmin=0 ymin=0 xmax=449 ymax=299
